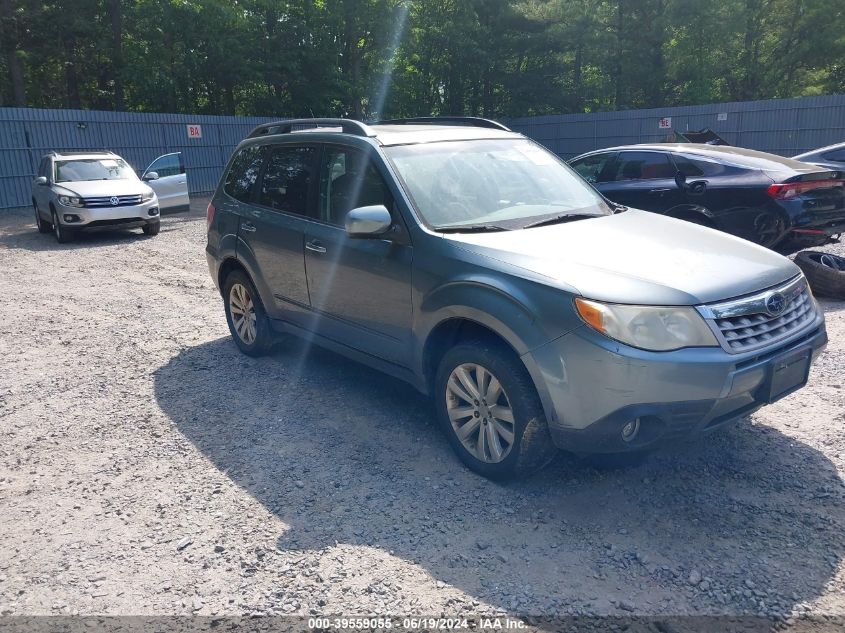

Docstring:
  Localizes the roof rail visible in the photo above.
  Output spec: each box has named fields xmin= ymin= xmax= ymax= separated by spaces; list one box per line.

xmin=373 ymin=116 xmax=512 ymax=132
xmin=51 ymin=150 xmax=116 ymax=156
xmin=248 ymin=118 xmax=376 ymax=139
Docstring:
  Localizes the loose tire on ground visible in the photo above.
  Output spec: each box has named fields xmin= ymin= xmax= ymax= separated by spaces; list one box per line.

xmin=223 ymin=270 xmax=274 ymax=356
xmin=434 ymin=339 xmax=558 ymax=480
xmin=795 ymin=250 xmax=845 ymax=299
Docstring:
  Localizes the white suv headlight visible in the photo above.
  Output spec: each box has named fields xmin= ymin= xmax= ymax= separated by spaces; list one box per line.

xmin=141 ymin=190 xmax=155 ymax=202
xmin=575 ymin=298 xmax=718 ymax=351
xmin=58 ymin=195 xmax=84 ymax=208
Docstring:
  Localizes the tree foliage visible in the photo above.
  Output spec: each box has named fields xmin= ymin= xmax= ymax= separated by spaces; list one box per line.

xmin=1 ymin=0 xmax=843 ymax=117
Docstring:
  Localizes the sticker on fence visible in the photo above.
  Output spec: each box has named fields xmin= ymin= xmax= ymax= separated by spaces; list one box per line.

xmin=187 ymin=125 xmax=202 ymax=139
xmin=658 ymin=117 xmax=672 ymax=129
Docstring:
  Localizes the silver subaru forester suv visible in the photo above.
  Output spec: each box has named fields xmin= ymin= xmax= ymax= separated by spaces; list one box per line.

xmin=32 ymin=151 xmax=162 ymax=243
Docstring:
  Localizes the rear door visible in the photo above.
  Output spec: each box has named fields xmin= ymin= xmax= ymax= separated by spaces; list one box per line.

xmin=236 ymin=143 xmax=316 ymax=326
xmin=143 ymin=152 xmax=190 ymax=211
xmin=301 ymin=145 xmax=413 ymax=364
xmin=596 ymin=150 xmax=687 ymax=213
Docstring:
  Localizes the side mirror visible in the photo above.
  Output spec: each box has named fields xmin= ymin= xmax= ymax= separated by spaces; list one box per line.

xmin=674 ymin=171 xmax=687 ymax=188
xmin=345 ymin=205 xmax=392 ymax=238
xmin=34 ymin=176 xmax=48 ymax=186
xmin=143 ymin=171 xmax=159 ymax=181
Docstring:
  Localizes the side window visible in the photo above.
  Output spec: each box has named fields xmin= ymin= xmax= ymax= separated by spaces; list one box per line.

xmin=672 ymin=155 xmax=704 ymax=177
xmin=38 ymin=158 xmax=49 ymax=179
xmin=822 ymin=149 xmax=845 ymax=162
xmin=224 ymin=145 xmax=265 ymax=202
xmin=611 ymin=151 xmax=676 ymax=181
xmin=570 ymin=153 xmax=614 ymax=183
xmin=146 ymin=153 xmax=182 ymax=178
xmin=319 ymin=147 xmax=393 ymax=226
xmin=258 ymin=145 xmax=316 ymax=215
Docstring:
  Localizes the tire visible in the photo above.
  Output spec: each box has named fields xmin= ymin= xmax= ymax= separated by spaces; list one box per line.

xmin=223 ymin=270 xmax=274 ymax=356
xmin=142 ymin=221 xmax=160 ymax=236
xmin=794 ymin=250 xmax=845 ymax=299
xmin=51 ymin=208 xmax=72 ymax=244
xmin=434 ymin=339 xmax=558 ymax=480
xmin=34 ymin=201 xmax=51 ymax=233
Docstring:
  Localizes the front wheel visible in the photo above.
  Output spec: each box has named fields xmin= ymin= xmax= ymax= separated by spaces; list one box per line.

xmin=434 ymin=340 xmax=557 ymax=479
xmin=34 ymin=202 xmax=51 ymax=233
xmin=223 ymin=270 xmax=274 ymax=356
xmin=142 ymin=221 xmax=160 ymax=236
xmin=51 ymin=208 xmax=72 ymax=243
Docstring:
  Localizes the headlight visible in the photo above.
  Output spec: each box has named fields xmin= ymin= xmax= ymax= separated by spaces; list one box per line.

xmin=58 ymin=195 xmax=83 ymax=208
xmin=575 ymin=298 xmax=718 ymax=351
xmin=141 ymin=190 xmax=155 ymax=202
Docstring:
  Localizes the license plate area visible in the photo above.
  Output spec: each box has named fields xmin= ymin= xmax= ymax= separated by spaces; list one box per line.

xmin=762 ymin=348 xmax=812 ymax=403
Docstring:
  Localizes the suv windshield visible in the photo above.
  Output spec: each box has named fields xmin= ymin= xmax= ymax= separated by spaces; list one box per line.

xmin=385 ymin=139 xmax=611 ymax=229
xmin=54 ymin=158 xmax=137 ymax=183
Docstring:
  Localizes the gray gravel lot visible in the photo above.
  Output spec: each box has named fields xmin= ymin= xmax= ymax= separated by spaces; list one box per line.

xmin=0 ymin=199 xmax=844 ymax=620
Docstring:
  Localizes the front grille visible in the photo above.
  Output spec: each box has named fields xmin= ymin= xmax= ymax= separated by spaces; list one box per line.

xmin=83 ymin=194 xmax=143 ymax=208
xmin=700 ymin=276 xmax=816 ymax=354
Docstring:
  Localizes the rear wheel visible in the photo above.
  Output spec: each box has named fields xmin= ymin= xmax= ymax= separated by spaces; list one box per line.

xmin=223 ymin=270 xmax=274 ymax=356
xmin=34 ymin=201 xmax=51 ymax=233
xmin=51 ymin=208 xmax=72 ymax=244
xmin=434 ymin=340 xmax=557 ymax=479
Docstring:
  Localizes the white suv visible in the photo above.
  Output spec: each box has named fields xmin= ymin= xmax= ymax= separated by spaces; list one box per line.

xmin=32 ymin=151 xmax=165 ymax=243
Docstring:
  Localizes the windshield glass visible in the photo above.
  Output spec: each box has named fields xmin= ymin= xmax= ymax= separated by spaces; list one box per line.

xmin=385 ymin=139 xmax=611 ymax=229
xmin=54 ymin=158 xmax=137 ymax=183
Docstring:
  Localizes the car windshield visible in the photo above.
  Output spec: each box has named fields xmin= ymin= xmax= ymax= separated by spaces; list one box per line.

xmin=54 ymin=158 xmax=137 ymax=182
xmin=385 ymin=139 xmax=611 ymax=229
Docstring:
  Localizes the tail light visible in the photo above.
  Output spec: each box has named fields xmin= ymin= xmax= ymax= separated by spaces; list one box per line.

xmin=767 ymin=180 xmax=844 ymax=200
xmin=206 ymin=202 xmax=215 ymax=226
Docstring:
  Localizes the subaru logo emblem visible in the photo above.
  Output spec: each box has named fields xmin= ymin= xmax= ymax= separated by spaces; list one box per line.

xmin=110 ymin=196 xmax=120 ymax=206
xmin=765 ymin=292 xmax=786 ymax=316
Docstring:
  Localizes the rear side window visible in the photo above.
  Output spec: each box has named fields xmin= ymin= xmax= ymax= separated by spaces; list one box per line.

xmin=258 ymin=145 xmax=316 ymax=215
xmin=611 ymin=152 xmax=676 ymax=181
xmin=225 ymin=146 xmax=265 ymax=202
xmin=678 ymin=155 xmax=729 ymax=177
xmin=822 ymin=149 xmax=845 ymax=162
xmin=570 ymin=153 xmax=614 ymax=183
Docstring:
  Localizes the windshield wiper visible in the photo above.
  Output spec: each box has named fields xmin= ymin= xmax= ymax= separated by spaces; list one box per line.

xmin=434 ymin=224 xmax=510 ymax=233
xmin=521 ymin=213 xmax=603 ymax=230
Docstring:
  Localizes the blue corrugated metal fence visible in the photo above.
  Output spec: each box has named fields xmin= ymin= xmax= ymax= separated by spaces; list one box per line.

xmin=0 ymin=108 xmax=272 ymax=210
xmin=2 ymin=94 xmax=845 ymax=209
xmin=508 ymin=94 xmax=845 ymax=160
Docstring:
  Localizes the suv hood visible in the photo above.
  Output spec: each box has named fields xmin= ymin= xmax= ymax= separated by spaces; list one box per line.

xmin=54 ymin=179 xmax=151 ymax=197
xmin=446 ymin=210 xmax=799 ymax=305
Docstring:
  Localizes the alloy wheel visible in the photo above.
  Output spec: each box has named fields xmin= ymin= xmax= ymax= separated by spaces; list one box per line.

xmin=445 ymin=363 xmax=515 ymax=463
xmin=229 ymin=283 xmax=258 ymax=345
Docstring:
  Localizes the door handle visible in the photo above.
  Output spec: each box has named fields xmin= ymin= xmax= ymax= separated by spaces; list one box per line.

xmin=649 ymin=188 xmax=672 ymax=194
xmin=241 ymin=222 xmax=257 ymax=233
xmin=305 ymin=240 xmax=327 ymax=254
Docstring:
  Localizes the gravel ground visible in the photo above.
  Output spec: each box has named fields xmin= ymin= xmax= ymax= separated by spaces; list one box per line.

xmin=0 ymin=199 xmax=844 ymax=621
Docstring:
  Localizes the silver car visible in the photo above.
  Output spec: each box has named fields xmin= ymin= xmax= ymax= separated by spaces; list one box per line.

xmin=32 ymin=150 xmax=185 ymax=243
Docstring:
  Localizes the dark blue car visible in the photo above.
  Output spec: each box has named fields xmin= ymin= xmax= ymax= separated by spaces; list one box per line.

xmin=569 ymin=144 xmax=845 ymax=248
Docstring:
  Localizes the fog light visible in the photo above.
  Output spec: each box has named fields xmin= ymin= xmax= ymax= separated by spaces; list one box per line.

xmin=63 ymin=214 xmax=80 ymax=223
xmin=148 ymin=207 xmax=159 ymax=216
xmin=621 ymin=418 xmax=641 ymax=443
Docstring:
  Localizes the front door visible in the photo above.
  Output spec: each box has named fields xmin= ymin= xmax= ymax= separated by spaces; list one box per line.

xmin=302 ymin=145 xmax=413 ymax=365
xmin=143 ymin=152 xmax=190 ymax=212
xmin=595 ymin=150 xmax=687 ymax=214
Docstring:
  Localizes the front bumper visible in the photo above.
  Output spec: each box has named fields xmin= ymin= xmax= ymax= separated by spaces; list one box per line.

xmin=524 ymin=315 xmax=827 ymax=453
xmin=56 ymin=200 xmax=160 ymax=231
